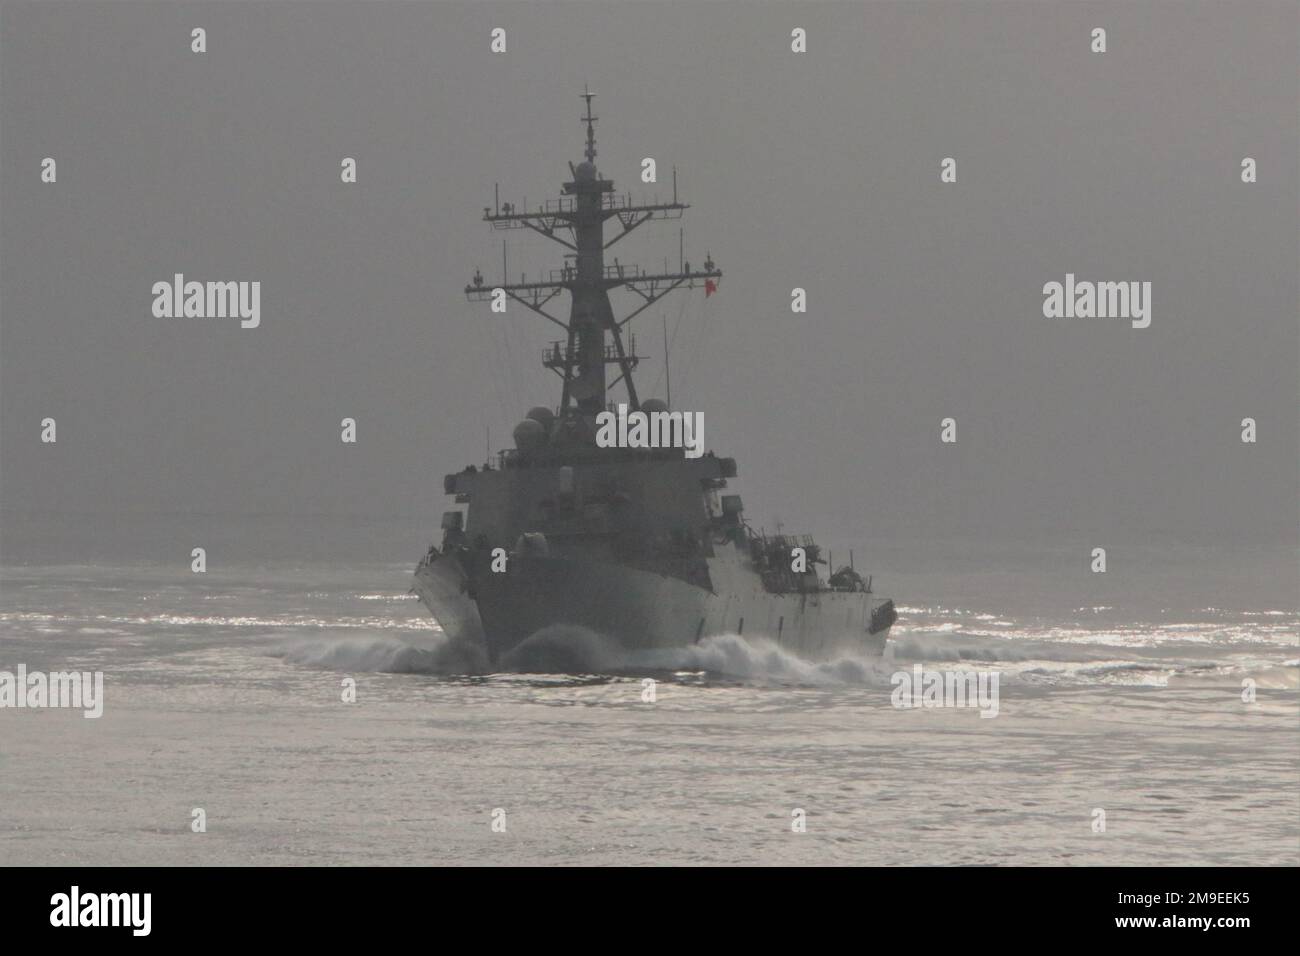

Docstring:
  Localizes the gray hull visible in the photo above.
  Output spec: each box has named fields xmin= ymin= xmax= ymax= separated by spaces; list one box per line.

xmin=412 ymin=540 xmax=892 ymax=666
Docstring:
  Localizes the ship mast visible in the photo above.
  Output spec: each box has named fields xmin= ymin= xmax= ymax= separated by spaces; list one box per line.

xmin=465 ymin=88 xmax=721 ymax=419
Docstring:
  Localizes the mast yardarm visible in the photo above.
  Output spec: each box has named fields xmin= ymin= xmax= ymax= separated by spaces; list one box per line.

xmin=465 ymin=89 xmax=722 ymax=419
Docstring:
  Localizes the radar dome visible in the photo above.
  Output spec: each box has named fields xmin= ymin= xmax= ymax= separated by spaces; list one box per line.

xmin=525 ymin=406 xmax=556 ymax=430
xmin=513 ymin=418 xmax=546 ymax=451
xmin=641 ymin=399 xmax=669 ymax=415
xmin=574 ymin=161 xmax=597 ymax=181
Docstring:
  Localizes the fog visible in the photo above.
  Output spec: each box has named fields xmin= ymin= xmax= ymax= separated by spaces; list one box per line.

xmin=2 ymin=1 xmax=1296 ymax=562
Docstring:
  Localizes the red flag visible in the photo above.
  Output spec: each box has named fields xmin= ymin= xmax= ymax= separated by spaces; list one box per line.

xmin=704 ymin=278 xmax=718 ymax=298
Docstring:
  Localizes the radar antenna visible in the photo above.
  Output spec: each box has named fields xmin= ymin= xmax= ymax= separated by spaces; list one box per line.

xmin=465 ymin=91 xmax=722 ymax=417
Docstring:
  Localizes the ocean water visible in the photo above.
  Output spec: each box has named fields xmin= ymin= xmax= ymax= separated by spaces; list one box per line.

xmin=1 ymin=528 xmax=1297 ymax=866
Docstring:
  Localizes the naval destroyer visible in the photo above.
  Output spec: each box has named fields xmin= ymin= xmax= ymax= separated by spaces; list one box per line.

xmin=412 ymin=92 xmax=897 ymax=666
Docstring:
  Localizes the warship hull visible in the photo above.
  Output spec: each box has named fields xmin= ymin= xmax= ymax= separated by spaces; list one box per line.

xmin=410 ymin=95 xmax=898 ymax=671
xmin=412 ymin=541 xmax=894 ymax=666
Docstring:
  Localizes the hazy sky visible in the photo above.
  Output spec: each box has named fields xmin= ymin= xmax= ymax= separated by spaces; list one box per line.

xmin=2 ymin=0 xmax=1297 ymax=556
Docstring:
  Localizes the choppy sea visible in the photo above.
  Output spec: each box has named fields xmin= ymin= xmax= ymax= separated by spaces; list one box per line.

xmin=1 ymin=519 xmax=1296 ymax=865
